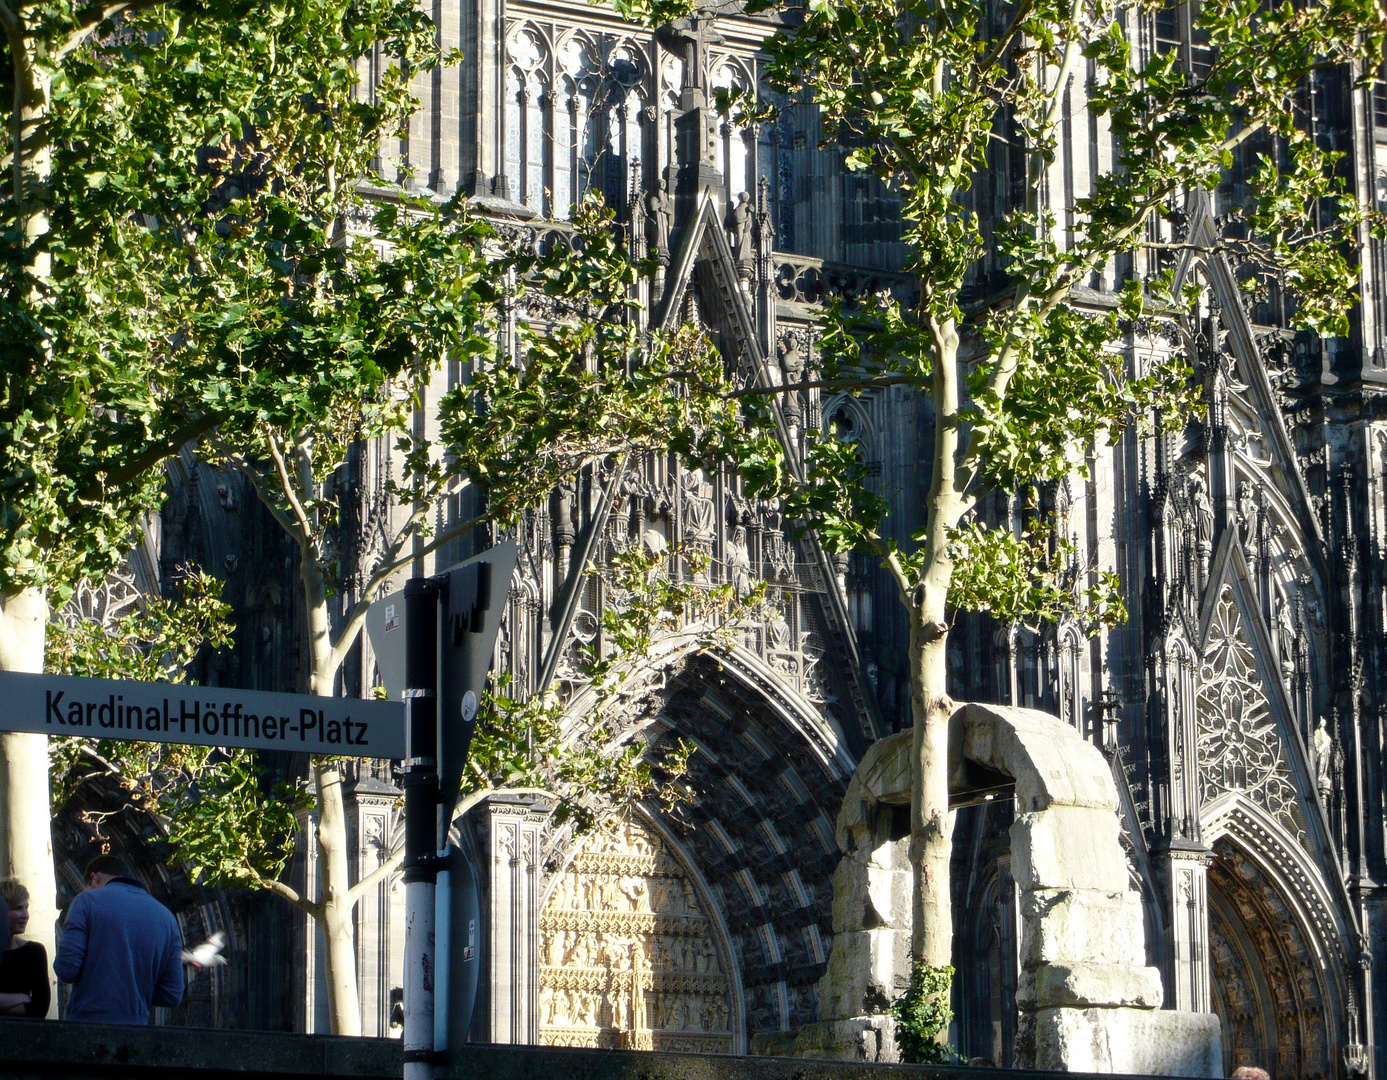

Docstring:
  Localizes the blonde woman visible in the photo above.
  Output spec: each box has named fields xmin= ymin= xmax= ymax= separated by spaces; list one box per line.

xmin=0 ymin=878 xmax=49 ymax=1018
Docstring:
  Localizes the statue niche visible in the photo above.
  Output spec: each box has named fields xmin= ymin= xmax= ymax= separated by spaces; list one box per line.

xmin=539 ymin=818 xmax=734 ymax=1053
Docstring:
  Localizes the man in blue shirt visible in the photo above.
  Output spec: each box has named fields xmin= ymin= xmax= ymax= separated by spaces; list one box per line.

xmin=54 ymin=855 xmax=183 ymax=1024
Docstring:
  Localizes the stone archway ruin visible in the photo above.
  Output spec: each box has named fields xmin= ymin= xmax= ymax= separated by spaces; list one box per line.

xmin=795 ymin=702 xmax=1222 ymax=1074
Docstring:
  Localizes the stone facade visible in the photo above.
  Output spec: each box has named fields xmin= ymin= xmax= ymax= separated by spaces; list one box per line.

xmin=96 ymin=0 xmax=1387 ymax=1075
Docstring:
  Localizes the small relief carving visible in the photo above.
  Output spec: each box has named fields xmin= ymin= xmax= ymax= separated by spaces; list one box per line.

xmin=1313 ymin=717 xmax=1333 ymax=799
xmin=726 ymin=190 xmax=754 ymax=272
xmin=1189 ymin=473 xmax=1214 ymax=580
xmin=646 ymin=178 xmax=672 ymax=261
xmin=680 ymin=472 xmax=717 ymax=581
xmin=726 ymin=526 xmax=752 ymax=599
xmin=800 ymin=632 xmax=835 ymax=705
xmin=496 ymin=823 xmax=518 ymax=863
xmin=1274 ymin=592 xmax=1297 ymax=686
xmin=1236 ymin=481 xmax=1257 ymax=543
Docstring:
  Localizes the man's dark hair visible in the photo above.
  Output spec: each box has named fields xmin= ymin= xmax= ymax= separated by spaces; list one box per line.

xmin=85 ymin=854 xmax=130 ymax=880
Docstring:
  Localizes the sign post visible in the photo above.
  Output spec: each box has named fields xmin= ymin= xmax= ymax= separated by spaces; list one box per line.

xmin=374 ymin=542 xmax=516 ymax=1079
xmin=401 ymin=579 xmax=439 ymax=1080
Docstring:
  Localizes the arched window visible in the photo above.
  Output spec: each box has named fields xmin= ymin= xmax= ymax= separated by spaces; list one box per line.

xmin=712 ymin=58 xmax=754 ymax=203
xmin=504 ymin=26 xmax=550 ymax=215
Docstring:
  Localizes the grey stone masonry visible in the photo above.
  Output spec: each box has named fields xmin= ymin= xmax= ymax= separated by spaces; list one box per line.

xmin=795 ymin=703 xmax=1222 ymax=1075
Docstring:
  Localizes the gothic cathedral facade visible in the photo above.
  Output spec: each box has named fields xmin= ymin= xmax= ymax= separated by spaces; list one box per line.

xmin=118 ymin=1 xmax=1387 ymax=1076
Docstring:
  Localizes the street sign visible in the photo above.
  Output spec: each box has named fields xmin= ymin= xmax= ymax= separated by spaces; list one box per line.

xmin=0 ymin=670 xmax=405 ymax=758
xmin=389 ymin=542 xmax=516 ymax=1080
xmin=364 ymin=587 xmax=408 ymax=705
xmin=438 ymin=541 xmax=518 ymax=815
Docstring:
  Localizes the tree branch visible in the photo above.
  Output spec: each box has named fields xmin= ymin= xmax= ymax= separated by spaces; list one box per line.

xmin=347 ymin=848 xmax=402 ymax=904
xmin=54 ymin=0 xmax=169 ymax=63
xmin=78 ymin=413 xmax=221 ymax=502
xmin=215 ymin=440 xmax=300 ymax=540
xmin=260 ymin=875 xmax=320 ymax=919
xmin=264 ymin=429 xmax=314 ymax=547
xmin=975 ymin=0 xmax=1035 ymax=83
xmin=327 ymin=511 xmax=491 ymax=677
xmin=453 ymin=785 xmax=554 ymax=821
xmin=868 ymin=533 xmax=914 ymax=606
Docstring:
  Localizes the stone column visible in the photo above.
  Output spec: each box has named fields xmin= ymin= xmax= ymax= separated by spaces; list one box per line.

xmin=1159 ymin=843 xmax=1213 ymax=1013
xmin=347 ymin=770 xmax=404 ymax=1037
xmin=792 ymin=747 xmax=912 ymax=1063
xmin=481 ymin=794 xmax=546 ymax=1044
xmin=461 ymin=0 xmax=506 ymax=197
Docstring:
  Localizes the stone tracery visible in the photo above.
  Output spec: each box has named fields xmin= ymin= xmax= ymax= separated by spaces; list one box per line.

xmin=1195 ymin=586 xmax=1305 ymax=842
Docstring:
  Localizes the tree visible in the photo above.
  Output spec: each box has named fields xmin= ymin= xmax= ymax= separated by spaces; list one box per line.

xmin=173 ymin=149 xmax=739 ymax=1023
xmin=3 ymin=0 xmax=480 ymax=1030
xmin=636 ymin=0 xmax=1387 ymax=1002
xmin=0 ymin=0 xmax=279 ymax=976
xmin=78 ymin=0 xmax=490 ymax=1033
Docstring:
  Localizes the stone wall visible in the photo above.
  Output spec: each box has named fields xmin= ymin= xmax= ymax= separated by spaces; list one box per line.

xmin=0 ymin=1018 xmax=1208 ymax=1080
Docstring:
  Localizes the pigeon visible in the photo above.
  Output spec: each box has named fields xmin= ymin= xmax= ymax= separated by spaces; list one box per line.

xmin=182 ymin=930 xmax=227 ymax=971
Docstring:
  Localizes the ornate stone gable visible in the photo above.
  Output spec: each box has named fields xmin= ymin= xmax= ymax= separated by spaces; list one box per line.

xmin=539 ymin=818 xmax=735 ymax=1053
xmin=1195 ymin=584 xmax=1306 ymax=843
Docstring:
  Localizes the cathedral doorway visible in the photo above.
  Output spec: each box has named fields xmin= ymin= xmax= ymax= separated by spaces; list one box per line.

xmin=1207 ymin=838 xmax=1336 ymax=1080
xmin=537 ymin=817 xmax=736 ymax=1053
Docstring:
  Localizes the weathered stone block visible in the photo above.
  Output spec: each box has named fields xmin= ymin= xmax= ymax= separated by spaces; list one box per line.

xmin=1018 ymin=888 xmax=1148 ymax=969
xmin=1028 ymin=1006 xmax=1223 ymax=1075
xmin=1010 ymin=808 xmax=1129 ymax=892
xmin=815 ymin=928 xmax=910 ymax=1020
xmin=791 ymin=1016 xmax=899 ymax=1063
xmin=834 ymin=732 xmax=911 ymax=854
xmin=1017 ymin=962 xmax=1164 ymax=1009
xmin=748 ymin=1030 xmax=799 ymax=1057
xmin=955 ymin=703 xmax=1121 ymax=813
xmin=830 ymin=858 xmax=910 ymax=934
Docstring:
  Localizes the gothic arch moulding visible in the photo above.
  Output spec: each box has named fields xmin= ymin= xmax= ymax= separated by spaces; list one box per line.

xmin=548 ymin=638 xmax=856 ymax=1045
xmin=1202 ymin=796 xmax=1350 ymax=1079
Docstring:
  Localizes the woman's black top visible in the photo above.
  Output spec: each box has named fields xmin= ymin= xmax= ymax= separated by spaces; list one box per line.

xmin=0 ymin=940 xmax=50 ymax=1018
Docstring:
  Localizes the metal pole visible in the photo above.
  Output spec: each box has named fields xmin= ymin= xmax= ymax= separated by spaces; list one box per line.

xmin=402 ymin=578 xmax=439 ymax=1080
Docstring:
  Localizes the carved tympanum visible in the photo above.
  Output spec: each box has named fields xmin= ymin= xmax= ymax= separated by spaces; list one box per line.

xmin=539 ymin=818 xmax=733 ymax=1053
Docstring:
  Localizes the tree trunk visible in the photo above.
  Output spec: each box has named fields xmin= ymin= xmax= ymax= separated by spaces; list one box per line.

xmin=0 ymin=587 xmax=57 ymax=1016
xmin=304 ymin=543 xmax=362 ymax=1035
xmin=906 ymin=315 xmax=965 ymax=973
xmin=313 ymin=759 xmax=362 ymax=1037
xmin=2 ymin=40 xmax=58 ymax=1019
xmin=908 ymin=584 xmax=954 ymax=971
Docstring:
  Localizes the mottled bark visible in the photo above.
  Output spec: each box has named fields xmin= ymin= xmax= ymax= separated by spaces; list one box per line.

xmin=0 ymin=587 xmax=57 ymax=1017
xmin=313 ymin=760 xmax=362 ymax=1037
xmin=907 ymin=316 xmax=965 ymax=969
